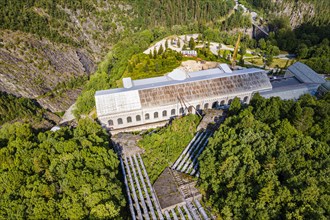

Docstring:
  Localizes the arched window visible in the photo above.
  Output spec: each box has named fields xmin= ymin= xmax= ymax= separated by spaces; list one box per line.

xmin=117 ymin=118 xmax=123 ymax=125
xmin=127 ymin=116 xmax=132 ymax=123
xmin=145 ymin=113 xmax=150 ymax=120
xmin=212 ymin=101 xmax=219 ymax=109
xmin=220 ymin=100 xmax=225 ymax=106
xmin=204 ymin=103 xmax=209 ymax=109
xmin=243 ymin=96 xmax=249 ymax=103
xmin=171 ymin=109 xmax=176 ymax=115
xmin=136 ymin=115 xmax=141 ymax=121
xmin=162 ymin=110 xmax=167 ymax=117
xmin=108 ymin=120 xmax=113 ymax=126
xmin=196 ymin=105 xmax=201 ymax=110
xmin=228 ymin=99 xmax=233 ymax=105
xmin=179 ymin=107 xmax=184 ymax=114
xmin=154 ymin=112 xmax=158 ymax=118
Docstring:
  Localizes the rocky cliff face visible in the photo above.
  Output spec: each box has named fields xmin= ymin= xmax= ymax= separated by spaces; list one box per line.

xmin=0 ymin=1 xmax=134 ymax=112
xmin=0 ymin=30 xmax=95 ymax=112
xmin=273 ymin=0 xmax=316 ymax=28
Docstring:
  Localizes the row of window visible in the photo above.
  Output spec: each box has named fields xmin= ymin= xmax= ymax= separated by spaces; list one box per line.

xmin=108 ymin=96 xmax=249 ymax=126
xmin=108 ymin=109 xmax=177 ymax=126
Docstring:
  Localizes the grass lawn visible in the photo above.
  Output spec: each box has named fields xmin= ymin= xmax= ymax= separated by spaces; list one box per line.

xmin=245 ymin=57 xmax=291 ymax=68
xmin=271 ymin=58 xmax=290 ymax=68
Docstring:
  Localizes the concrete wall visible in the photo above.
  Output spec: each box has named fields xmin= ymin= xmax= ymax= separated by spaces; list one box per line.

xmin=98 ymin=92 xmax=252 ymax=133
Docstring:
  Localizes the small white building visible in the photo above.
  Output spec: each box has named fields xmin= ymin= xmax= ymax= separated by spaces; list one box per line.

xmin=181 ymin=50 xmax=197 ymax=57
xmin=95 ymin=64 xmax=272 ymax=133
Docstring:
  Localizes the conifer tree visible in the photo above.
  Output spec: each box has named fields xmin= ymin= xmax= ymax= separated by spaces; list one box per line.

xmin=165 ymin=39 xmax=168 ymax=49
xmin=153 ymin=47 xmax=157 ymax=59
xmin=177 ymin=39 xmax=181 ymax=48
xmin=158 ymin=44 xmax=164 ymax=55
xmin=189 ymin=37 xmax=195 ymax=50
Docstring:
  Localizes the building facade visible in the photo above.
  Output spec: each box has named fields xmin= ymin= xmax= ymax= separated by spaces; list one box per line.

xmin=95 ymin=65 xmax=272 ymax=133
xmin=260 ymin=62 xmax=326 ymax=100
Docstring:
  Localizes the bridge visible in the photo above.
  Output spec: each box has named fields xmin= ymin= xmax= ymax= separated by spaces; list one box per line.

xmin=252 ymin=22 xmax=269 ymax=39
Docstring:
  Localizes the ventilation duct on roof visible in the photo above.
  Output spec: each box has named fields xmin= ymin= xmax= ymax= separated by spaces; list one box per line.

xmin=218 ymin=64 xmax=233 ymax=73
xmin=123 ymin=77 xmax=133 ymax=88
xmin=167 ymin=69 xmax=187 ymax=81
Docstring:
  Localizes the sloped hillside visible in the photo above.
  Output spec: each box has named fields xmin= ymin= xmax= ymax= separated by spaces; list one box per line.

xmin=0 ymin=0 xmax=135 ymax=112
xmin=244 ymin=0 xmax=330 ymax=27
xmin=0 ymin=30 xmax=94 ymax=112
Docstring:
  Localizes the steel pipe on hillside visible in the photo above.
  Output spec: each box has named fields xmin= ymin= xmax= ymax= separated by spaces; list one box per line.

xmin=129 ymin=156 xmax=150 ymax=220
xmin=176 ymin=131 xmax=205 ymax=171
xmin=177 ymin=206 xmax=186 ymax=220
xmin=133 ymin=154 xmax=157 ymax=220
xmin=138 ymin=153 xmax=164 ymax=220
xmin=188 ymin=133 xmax=212 ymax=175
xmin=194 ymin=200 xmax=209 ymax=220
xmin=183 ymin=205 xmax=193 ymax=220
xmin=187 ymin=202 xmax=201 ymax=220
xmin=171 ymin=209 xmax=179 ymax=220
xmin=124 ymin=156 xmax=143 ymax=219
xmin=164 ymin=210 xmax=171 ymax=220
xmin=119 ymin=157 xmax=136 ymax=220
xmin=172 ymin=131 xmax=201 ymax=170
xmin=180 ymin=133 xmax=209 ymax=173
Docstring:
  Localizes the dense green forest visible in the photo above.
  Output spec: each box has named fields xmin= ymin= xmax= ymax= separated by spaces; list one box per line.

xmin=127 ymin=0 xmax=234 ymax=28
xmin=138 ymin=115 xmax=200 ymax=183
xmin=199 ymin=93 xmax=330 ymax=219
xmin=0 ymin=92 xmax=59 ymax=128
xmin=261 ymin=18 xmax=330 ymax=73
xmin=0 ymin=0 xmax=85 ymax=45
xmin=0 ymin=92 xmax=42 ymax=125
xmin=122 ymin=49 xmax=183 ymax=82
xmin=0 ymin=118 xmax=126 ymax=219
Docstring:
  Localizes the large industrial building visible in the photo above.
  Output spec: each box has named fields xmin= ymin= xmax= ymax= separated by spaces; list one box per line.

xmin=260 ymin=62 xmax=326 ymax=99
xmin=95 ymin=62 xmax=326 ymax=133
xmin=95 ymin=64 xmax=272 ymax=132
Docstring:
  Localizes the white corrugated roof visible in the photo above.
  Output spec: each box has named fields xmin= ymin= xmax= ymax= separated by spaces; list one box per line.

xmin=288 ymin=62 xmax=325 ymax=84
xmin=96 ymin=90 xmax=141 ymax=116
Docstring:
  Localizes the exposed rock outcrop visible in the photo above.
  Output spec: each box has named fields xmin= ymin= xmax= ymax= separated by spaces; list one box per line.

xmin=273 ymin=0 xmax=316 ymax=28
xmin=0 ymin=30 xmax=95 ymax=112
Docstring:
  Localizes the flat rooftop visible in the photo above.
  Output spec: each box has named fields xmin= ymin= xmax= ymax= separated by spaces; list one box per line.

xmin=260 ymin=77 xmax=320 ymax=100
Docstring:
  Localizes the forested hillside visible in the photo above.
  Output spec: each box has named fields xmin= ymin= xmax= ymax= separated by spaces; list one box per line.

xmin=0 ymin=92 xmax=60 ymax=129
xmin=199 ymin=93 xmax=330 ymax=219
xmin=0 ymin=118 xmax=126 ymax=219
xmin=129 ymin=0 xmax=234 ymax=28
xmin=243 ymin=0 xmax=330 ymax=27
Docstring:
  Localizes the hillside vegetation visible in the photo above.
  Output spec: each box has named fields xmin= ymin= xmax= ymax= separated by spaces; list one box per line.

xmin=0 ymin=0 xmax=135 ymax=112
xmin=129 ymin=0 xmax=234 ymax=28
xmin=138 ymin=115 xmax=200 ymax=183
xmin=243 ymin=0 xmax=330 ymax=27
xmin=0 ymin=118 xmax=126 ymax=219
xmin=0 ymin=92 xmax=60 ymax=129
xmin=199 ymin=93 xmax=330 ymax=219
